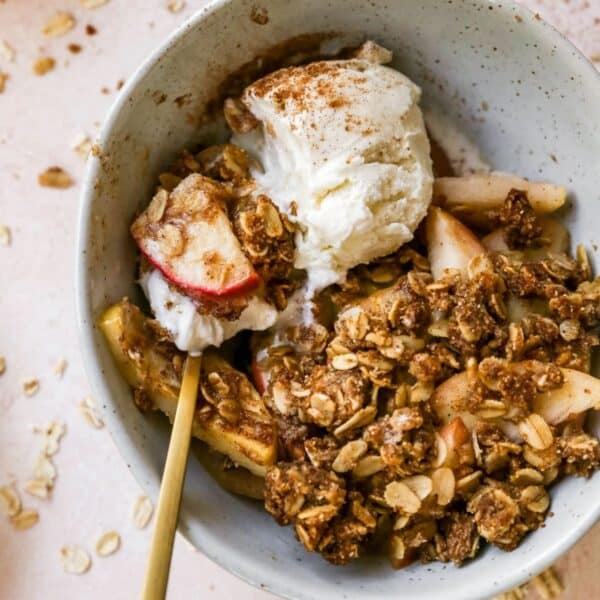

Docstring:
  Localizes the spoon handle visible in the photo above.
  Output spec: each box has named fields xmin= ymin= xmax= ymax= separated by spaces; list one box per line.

xmin=141 ymin=354 xmax=202 ymax=600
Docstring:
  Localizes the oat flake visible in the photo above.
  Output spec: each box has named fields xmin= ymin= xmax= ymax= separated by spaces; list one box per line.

xmin=0 ymin=40 xmax=15 ymax=62
xmin=24 ymin=478 xmax=50 ymax=499
xmin=36 ymin=420 xmax=66 ymax=456
xmin=43 ymin=13 xmax=76 ymax=38
xmin=132 ymin=496 xmax=153 ymax=529
xmin=34 ymin=454 xmax=56 ymax=484
xmin=71 ymin=135 xmax=92 ymax=160
xmin=167 ymin=1 xmax=185 ymax=13
xmin=54 ymin=358 xmax=68 ymax=378
xmin=60 ymin=545 xmax=91 ymax=574
xmin=11 ymin=509 xmax=39 ymax=530
xmin=0 ymin=485 xmax=21 ymax=517
xmin=96 ymin=531 xmax=121 ymax=556
xmin=81 ymin=0 xmax=109 ymax=7
xmin=79 ymin=396 xmax=104 ymax=429
xmin=0 ymin=224 xmax=11 ymax=246
xmin=0 ymin=72 xmax=8 ymax=93
xmin=23 ymin=378 xmax=40 ymax=396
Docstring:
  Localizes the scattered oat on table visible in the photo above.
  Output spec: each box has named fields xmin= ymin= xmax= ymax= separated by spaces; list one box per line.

xmin=11 ymin=509 xmax=39 ymax=530
xmin=0 ymin=356 xmax=5 ymax=375
xmin=22 ymin=378 xmax=40 ymax=397
xmin=495 ymin=566 xmax=563 ymax=600
xmin=95 ymin=531 xmax=121 ymax=557
xmin=24 ymin=423 xmax=64 ymax=499
xmin=35 ymin=420 xmax=67 ymax=456
xmin=60 ymin=545 xmax=91 ymax=574
xmin=79 ymin=396 xmax=104 ymax=429
xmin=0 ymin=40 xmax=15 ymax=62
xmin=532 ymin=567 xmax=563 ymax=599
xmin=167 ymin=0 xmax=186 ymax=13
xmin=0 ymin=224 xmax=11 ymax=247
xmin=0 ymin=485 xmax=21 ymax=517
xmin=33 ymin=56 xmax=56 ymax=76
xmin=43 ymin=13 xmax=76 ymax=38
xmin=34 ymin=454 xmax=57 ymax=483
xmin=38 ymin=167 xmax=74 ymax=189
xmin=53 ymin=358 xmax=68 ymax=378
xmin=132 ymin=496 xmax=153 ymax=529
xmin=71 ymin=134 xmax=92 ymax=160
xmin=81 ymin=0 xmax=110 ymax=7
xmin=24 ymin=478 xmax=50 ymax=500
xmin=0 ymin=72 xmax=8 ymax=93
xmin=494 ymin=589 xmax=524 ymax=600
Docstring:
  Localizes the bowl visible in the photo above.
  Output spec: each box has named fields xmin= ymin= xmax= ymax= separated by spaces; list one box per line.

xmin=76 ymin=1 xmax=600 ymax=598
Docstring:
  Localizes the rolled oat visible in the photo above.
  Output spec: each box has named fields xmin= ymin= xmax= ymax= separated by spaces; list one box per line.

xmin=132 ymin=495 xmax=153 ymax=529
xmin=96 ymin=531 xmax=121 ymax=557
xmin=11 ymin=509 xmax=39 ymax=530
xmin=60 ymin=545 xmax=91 ymax=574
xmin=43 ymin=13 xmax=76 ymax=37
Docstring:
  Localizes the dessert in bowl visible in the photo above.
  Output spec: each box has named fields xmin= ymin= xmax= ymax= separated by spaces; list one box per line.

xmin=77 ymin=1 xmax=600 ymax=598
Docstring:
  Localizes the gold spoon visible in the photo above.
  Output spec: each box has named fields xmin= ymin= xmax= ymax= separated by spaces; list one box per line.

xmin=141 ymin=354 xmax=202 ymax=600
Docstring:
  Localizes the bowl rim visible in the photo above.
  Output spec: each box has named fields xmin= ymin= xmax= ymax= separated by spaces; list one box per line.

xmin=76 ymin=1 xmax=600 ymax=598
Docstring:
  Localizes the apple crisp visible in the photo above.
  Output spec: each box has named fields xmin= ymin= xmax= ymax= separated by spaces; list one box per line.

xmin=99 ymin=44 xmax=600 ymax=571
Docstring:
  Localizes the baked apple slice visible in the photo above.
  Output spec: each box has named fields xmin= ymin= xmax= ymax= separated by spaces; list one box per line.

xmin=533 ymin=369 xmax=600 ymax=425
xmin=433 ymin=174 xmax=566 ymax=227
xmin=191 ymin=443 xmax=264 ymax=499
xmin=481 ymin=217 xmax=570 ymax=257
xmin=432 ymin=364 xmax=600 ymax=429
xmin=425 ymin=206 xmax=485 ymax=280
xmin=430 ymin=371 xmax=478 ymax=429
xmin=99 ymin=299 xmax=276 ymax=476
xmin=131 ymin=174 xmax=259 ymax=298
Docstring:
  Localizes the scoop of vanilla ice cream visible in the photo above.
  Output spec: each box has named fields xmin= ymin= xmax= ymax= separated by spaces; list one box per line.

xmin=141 ymin=269 xmax=277 ymax=354
xmin=233 ymin=47 xmax=433 ymax=290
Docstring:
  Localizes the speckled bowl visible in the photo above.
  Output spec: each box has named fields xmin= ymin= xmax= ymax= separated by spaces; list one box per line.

xmin=76 ymin=1 xmax=600 ymax=598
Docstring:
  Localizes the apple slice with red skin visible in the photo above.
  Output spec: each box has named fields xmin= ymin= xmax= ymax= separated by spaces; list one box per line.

xmin=251 ymin=358 xmax=269 ymax=395
xmin=131 ymin=174 xmax=260 ymax=298
xmin=250 ymin=331 xmax=275 ymax=394
xmin=439 ymin=416 xmax=474 ymax=468
xmin=425 ymin=206 xmax=485 ymax=280
xmin=440 ymin=416 xmax=470 ymax=449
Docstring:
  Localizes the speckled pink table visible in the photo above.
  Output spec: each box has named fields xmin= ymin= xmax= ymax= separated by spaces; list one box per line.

xmin=0 ymin=1 xmax=598 ymax=599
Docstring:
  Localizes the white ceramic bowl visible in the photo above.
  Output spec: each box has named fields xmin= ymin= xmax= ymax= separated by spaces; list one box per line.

xmin=77 ymin=1 xmax=600 ymax=598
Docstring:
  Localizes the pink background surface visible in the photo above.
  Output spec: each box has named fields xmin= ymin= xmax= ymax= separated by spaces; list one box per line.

xmin=0 ymin=1 xmax=598 ymax=598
